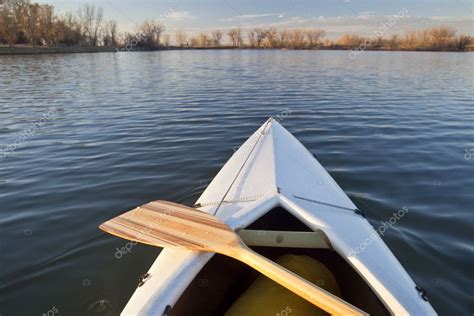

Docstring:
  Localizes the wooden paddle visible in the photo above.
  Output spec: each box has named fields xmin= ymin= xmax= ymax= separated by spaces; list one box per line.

xmin=99 ymin=200 xmax=368 ymax=316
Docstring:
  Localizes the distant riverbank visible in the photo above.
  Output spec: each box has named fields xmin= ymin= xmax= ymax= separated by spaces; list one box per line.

xmin=2 ymin=45 xmax=473 ymax=56
xmin=0 ymin=46 xmax=116 ymax=55
xmin=2 ymin=1 xmax=473 ymax=56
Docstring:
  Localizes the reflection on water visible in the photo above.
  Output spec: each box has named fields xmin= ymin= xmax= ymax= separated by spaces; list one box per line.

xmin=0 ymin=50 xmax=473 ymax=315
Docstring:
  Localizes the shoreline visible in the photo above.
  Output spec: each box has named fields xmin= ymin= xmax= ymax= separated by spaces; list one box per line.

xmin=1 ymin=45 xmax=473 ymax=56
xmin=0 ymin=46 xmax=117 ymax=55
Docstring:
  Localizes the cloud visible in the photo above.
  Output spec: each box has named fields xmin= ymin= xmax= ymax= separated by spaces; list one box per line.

xmin=223 ymin=13 xmax=277 ymax=22
xmin=246 ymin=13 xmax=474 ymax=38
xmin=358 ymin=11 xmax=377 ymax=17
xmin=167 ymin=11 xmax=196 ymax=21
xmin=430 ymin=15 xmax=472 ymax=21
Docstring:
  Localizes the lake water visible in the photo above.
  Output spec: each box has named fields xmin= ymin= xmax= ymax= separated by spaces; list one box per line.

xmin=0 ymin=50 xmax=473 ymax=315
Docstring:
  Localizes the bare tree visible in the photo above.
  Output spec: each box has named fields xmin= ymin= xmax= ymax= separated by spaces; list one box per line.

xmin=278 ymin=29 xmax=289 ymax=48
xmin=0 ymin=0 xmax=19 ymax=46
xmin=77 ymin=4 xmax=92 ymax=45
xmin=256 ymin=28 xmax=265 ymax=47
xmin=92 ymin=6 xmax=102 ymax=46
xmin=372 ymin=36 xmax=384 ymax=48
xmin=248 ymin=28 xmax=267 ymax=48
xmin=211 ymin=30 xmax=223 ymax=46
xmin=305 ymin=29 xmax=325 ymax=47
xmin=162 ymin=33 xmax=170 ymax=47
xmin=189 ymin=36 xmax=199 ymax=47
xmin=337 ymin=34 xmax=364 ymax=47
xmin=429 ymin=25 xmax=456 ymax=49
xmin=418 ymin=29 xmax=431 ymax=48
xmin=401 ymin=27 xmax=458 ymax=50
xmin=403 ymin=30 xmax=417 ymax=49
xmin=15 ymin=2 xmax=40 ymax=46
xmin=109 ymin=20 xmax=117 ymax=46
xmin=247 ymin=28 xmax=257 ymax=47
xmin=77 ymin=4 xmax=102 ymax=46
xmin=262 ymin=27 xmax=277 ymax=48
xmin=388 ymin=34 xmax=399 ymax=50
xmin=227 ymin=28 xmax=237 ymax=47
xmin=227 ymin=27 xmax=242 ymax=47
xmin=63 ymin=11 xmax=77 ymax=30
xmin=323 ymin=38 xmax=332 ymax=47
xmin=136 ymin=20 xmax=165 ymax=47
xmin=39 ymin=4 xmax=55 ymax=45
xmin=5 ymin=1 xmax=84 ymax=46
xmin=175 ymin=30 xmax=187 ymax=47
xmin=287 ymin=29 xmax=305 ymax=48
xmin=61 ymin=11 xmax=82 ymax=45
xmin=457 ymin=34 xmax=472 ymax=50
xmin=103 ymin=20 xmax=117 ymax=46
xmin=198 ymin=32 xmax=209 ymax=47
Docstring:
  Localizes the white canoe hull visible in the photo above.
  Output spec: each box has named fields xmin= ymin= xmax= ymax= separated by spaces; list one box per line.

xmin=122 ymin=118 xmax=436 ymax=315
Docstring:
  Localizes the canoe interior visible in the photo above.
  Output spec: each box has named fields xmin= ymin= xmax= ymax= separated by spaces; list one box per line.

xmin=171 ymin=207 xmax=391 ymax=316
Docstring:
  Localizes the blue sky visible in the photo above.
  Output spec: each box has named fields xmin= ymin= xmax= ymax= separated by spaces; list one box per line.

xmin=42 ymin=0 xmax=473 ymax=38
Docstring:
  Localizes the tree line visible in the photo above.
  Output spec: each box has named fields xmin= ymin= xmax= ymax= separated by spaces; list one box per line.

xmin=1 ymin=0 xmax=472 ymax=51
xmin=174 ymin=26 xmax=472 ymax=51
xmin=0 ymin=0 xmax=117 ymax=46
xmin=335 ymin=27 xmax=472 ymax=51
xmin=173 ymin=28 xmax=327 ymax=49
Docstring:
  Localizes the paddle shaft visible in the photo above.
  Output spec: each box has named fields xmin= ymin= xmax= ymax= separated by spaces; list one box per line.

xmin=230 ymin=244 xmax=369 ymax=316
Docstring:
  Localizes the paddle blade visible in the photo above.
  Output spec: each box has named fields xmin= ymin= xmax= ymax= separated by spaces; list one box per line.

xmin=99 ymin=200 xmax=240 ymax=252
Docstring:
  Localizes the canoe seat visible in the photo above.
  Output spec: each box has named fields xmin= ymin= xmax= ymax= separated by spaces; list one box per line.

xmin=239 ymin=230 xmax=331 ymax=249
xmin=225 ymin=254 xmax=340 ymax=316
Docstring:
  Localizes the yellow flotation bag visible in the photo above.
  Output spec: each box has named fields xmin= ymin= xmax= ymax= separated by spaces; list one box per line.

xmin=225 ymin=254 xmax=340 ymax=316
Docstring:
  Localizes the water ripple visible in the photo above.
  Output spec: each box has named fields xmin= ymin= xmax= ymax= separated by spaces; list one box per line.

xmin=0 ymin=50 xmax=473 ymax=315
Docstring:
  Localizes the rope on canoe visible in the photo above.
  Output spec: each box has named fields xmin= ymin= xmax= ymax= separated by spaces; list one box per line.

xmin=292 ymin=195 xmax=360 ymax=213
xmin=213 ymin=119 xmax=273 ymax=216
xmin=293 ymin=194 xmax=366 ymax=217
xmin=196 ymin=194 xmax=264 ymax=208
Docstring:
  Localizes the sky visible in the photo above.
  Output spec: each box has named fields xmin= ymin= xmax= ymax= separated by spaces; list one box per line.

xmin=42 ymin=0 xmax=474 ymax=38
